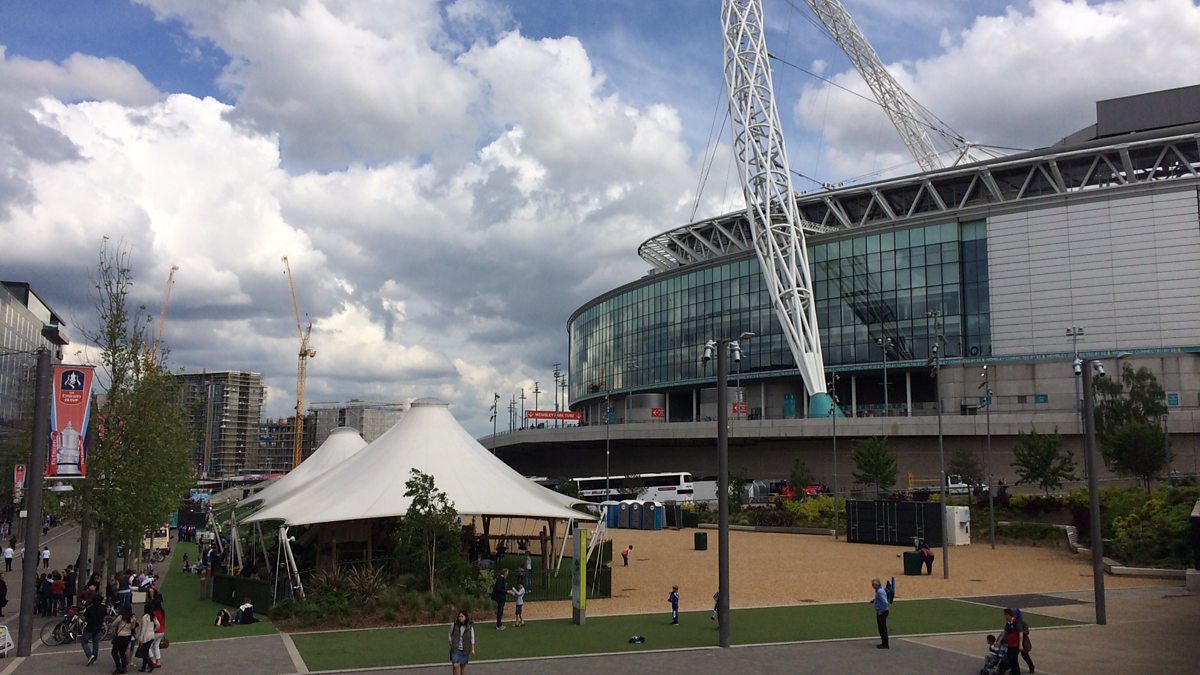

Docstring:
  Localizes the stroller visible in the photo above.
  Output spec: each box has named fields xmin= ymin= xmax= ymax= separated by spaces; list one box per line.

xmin=980 ymin=643 xmax=1007 ymax=675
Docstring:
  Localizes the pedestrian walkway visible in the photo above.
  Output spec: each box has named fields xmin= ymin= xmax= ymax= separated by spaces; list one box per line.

xmin=4 ymin=584 xmax=1196 ymax=674
xmin=1 ymin=524 xmax=81 ymax=631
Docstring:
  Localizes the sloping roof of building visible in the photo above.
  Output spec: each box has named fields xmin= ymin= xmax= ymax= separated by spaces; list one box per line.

xmin=240 ymin=426 xmax=367 ymax=510
xmin=244 ymin=398 xmax=593 ymax=525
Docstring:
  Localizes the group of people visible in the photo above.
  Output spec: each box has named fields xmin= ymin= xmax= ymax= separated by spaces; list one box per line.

xmin=982 ymin=607 xmax=1036 ymax=674
xmin=103 ymin=590 xmax=167 ymax=673
xmin=34 ymin=563 xmax=78 ymax=615
xmin=488 ymin=568 xmax=529 ymax=631
xmin=663 ymin=585 xmax=721 ymax=626
xmin=214 ymin=598 xmax=258 ymax=626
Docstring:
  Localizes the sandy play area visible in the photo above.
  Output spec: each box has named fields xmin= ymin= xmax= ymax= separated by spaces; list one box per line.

xmin=515 ymin=526 xmax=1164 ymax=620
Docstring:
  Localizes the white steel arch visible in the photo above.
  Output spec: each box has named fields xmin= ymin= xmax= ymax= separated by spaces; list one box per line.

xmin=722 ymin=0 xmax=831 ymax=415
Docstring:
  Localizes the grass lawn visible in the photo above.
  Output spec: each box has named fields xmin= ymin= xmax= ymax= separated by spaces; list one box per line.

xmin=291 ymin=598 xmax=1080 ymax=671
xmin=159 ymin=541 xmax=277 ymax=643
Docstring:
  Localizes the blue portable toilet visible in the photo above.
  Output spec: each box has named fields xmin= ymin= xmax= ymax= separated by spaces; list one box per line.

xmin=629 ymin=501 xmax=643 ymax=531
xmin=652 ymin=502 xmax=666 ymax=530
xmin=617 ymin=500 xmax=633 ymax=529
xmin=601 ymin=501 xmax=620 ymax=528
xmin=639 ymin=501 xmax=656 ymax=530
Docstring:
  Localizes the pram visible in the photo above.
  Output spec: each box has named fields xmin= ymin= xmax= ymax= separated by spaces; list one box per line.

xmin=980 ymin=643 xmax=1007 ymax=675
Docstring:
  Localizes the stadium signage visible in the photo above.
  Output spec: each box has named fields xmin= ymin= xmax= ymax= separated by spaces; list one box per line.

xmin=527 ymin=410 xmax=583 ymax=421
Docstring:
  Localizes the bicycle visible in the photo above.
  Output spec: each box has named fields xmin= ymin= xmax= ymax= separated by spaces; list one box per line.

xmin=40 ymin=608 xmax=82 ymax=647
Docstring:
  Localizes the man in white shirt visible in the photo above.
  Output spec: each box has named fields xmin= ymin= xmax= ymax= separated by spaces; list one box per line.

xmin=41 ymin=545 xmax=50 ymax=569
xmin=3 ymin=545 xmax=13 ymax=572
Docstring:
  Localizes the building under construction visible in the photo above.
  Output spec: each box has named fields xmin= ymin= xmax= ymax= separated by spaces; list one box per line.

xmin=175 ymin=370 xmax=265 ymax=478
xmin=309 ymin=400 xmax=408 ymax=446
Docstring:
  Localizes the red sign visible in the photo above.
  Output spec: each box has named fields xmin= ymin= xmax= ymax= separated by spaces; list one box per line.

xmin=732 ymin=402 xmax=748 ymax=414
xmin=526 ymin=410 xmax=583 ymax=421
xmin=650 ymin=407 xmax=666 ymax=418
xmin=48 ymin=365 xmax=95 ymax=478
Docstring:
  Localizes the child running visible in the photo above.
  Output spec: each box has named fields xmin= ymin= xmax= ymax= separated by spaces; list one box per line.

xmin=668 ymin=585 xmax=680 ymax=625
xmin=507 ymin=580 xmax=528 ymax=627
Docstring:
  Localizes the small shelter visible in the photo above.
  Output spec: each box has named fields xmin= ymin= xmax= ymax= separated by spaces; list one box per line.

xmin=239 ymin=427 xmax=367 ymax=510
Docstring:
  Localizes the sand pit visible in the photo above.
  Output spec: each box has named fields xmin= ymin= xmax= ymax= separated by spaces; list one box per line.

xmin=517 ymin=527 xmax=1164 ymax=620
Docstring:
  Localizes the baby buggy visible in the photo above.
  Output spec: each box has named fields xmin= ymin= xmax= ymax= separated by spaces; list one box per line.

xmin=981 ymin=643 xmax=1007 ymax=675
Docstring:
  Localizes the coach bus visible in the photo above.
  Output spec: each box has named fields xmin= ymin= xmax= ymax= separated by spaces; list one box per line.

xmin=571 ymin=472 xmax=695 ymax=502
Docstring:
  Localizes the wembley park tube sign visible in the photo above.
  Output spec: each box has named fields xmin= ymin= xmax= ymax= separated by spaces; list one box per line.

xmin=527 ymin=410 xmax=583 ymax=421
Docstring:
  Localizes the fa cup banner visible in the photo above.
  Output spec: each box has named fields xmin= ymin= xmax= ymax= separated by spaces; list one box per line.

xmin=48 ymin=366 xmax=95 ymax=478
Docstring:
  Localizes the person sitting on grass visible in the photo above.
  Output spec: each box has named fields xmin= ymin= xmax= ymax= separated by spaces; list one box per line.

xmin=234 ymin=599 xmax=257 ymax=624
xmin=214 ymin=608 xmax=232 ymax=627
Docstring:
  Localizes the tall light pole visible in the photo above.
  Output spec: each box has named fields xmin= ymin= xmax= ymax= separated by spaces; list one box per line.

xmin=532 ymin=381 xmax=541 ymax=424
xmin=17 ymin=347 xmax=51 ymax=656
xmin=928 ymin=310 xmax=949 ymax=579
xmin=704 ymin=331 xmax=753 ymax=649
xmin=560 ymin=378 xmax=569 ymax=426
xmin=552 ymin=364 xmax=563 ymax=429
xmin=519 ymin=388 xmax=526 ymax=429
xmin=1080 ymin=358 xmax=1107 ymax=624
xmin=980 ymin=364 xmax=995 ymax=549
xmin=489 ymin=393 xmax=499 ymax=449
xmin=604 ymin=391 xmax=612 ymax=501
xmin=1066 ymin=325 xmax=1085 ymax=422
xmin=828 ymin=371 xmax=840 ymax=540
xmin=875 ymin=337 xmax=891 ymax=415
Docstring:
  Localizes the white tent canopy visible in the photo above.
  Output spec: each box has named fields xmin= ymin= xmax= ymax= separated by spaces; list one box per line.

xmin=244 ymin=398 xmax=593 ymax=526
xmin=239 ymin=427 xmax=368 ymax=510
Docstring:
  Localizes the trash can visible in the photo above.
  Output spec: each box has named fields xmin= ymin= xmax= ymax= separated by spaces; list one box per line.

xmin=903 ymin=550 xmax=923 ymax=576
xmin=694 ymin=531 xmax=708 ymax=551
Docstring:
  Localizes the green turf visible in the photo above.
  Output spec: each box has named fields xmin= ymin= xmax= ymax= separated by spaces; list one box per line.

xmin=291 ymin=598 xmax=1079 ymax=671
xmin=158 ymin=541 xmax=277 ymax=642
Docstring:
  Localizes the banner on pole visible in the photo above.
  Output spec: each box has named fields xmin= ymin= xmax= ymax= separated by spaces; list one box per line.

xmin=12 ymin=464 xmax=25 ymax=503
xmin=48 ymin=366 xmax=95 ymax=478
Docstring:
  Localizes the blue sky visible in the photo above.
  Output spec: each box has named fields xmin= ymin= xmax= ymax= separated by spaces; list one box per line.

xmin=2 ymin=0 xmax=1198 ymax=438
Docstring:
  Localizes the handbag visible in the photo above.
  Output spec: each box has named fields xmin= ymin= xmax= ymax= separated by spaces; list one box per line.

xmin=161 ymin=637 xmax=171 ymax=649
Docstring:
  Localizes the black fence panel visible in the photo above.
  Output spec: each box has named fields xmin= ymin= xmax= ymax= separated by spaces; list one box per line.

xmin=846 ymin=500 xmax=943 ymax=547
xmin=212 ymin=573 xmax=274 ymax=610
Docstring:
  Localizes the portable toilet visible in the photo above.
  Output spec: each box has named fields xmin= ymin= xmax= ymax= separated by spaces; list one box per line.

xmin=617 ymin=500 xmax=632 ymax=529
xmin=629 ymin=501 xmax=643 ymax=531
xmin=638 ymin=501 xmax=654 ymax=530
xmin=602 ymin=501 xmax=620 ymax=529
xmin=652 ymin=502 xmax=666 ymax=530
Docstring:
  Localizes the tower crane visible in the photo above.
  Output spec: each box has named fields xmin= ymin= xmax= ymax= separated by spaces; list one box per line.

xmin=150 ymin=265 xmax=178 ymax=359
xmin=723 ymin=0 xmax=833 ymax=416
xmin=281 ymin=256 xmax=316 ymax=470
xmin=799 ymin=0 xmax=997 ymax=171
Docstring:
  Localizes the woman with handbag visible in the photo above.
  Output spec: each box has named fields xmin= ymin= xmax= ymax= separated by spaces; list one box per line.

xmin=110 ymin=604 xmax=136 ymax=674
xmin=136 ymin=604 xmax=159 ymax=672
xmin=150 ymin=594 xmax=167 ymax=668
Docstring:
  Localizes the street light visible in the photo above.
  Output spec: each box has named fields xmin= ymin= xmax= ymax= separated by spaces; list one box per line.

xmin=828 ymin=371 xmax=841 ymax=541
xmin=702 ymin=330 xmax=753 ymax=649
xmin=979 ymin=364 xmax=995 ymax=549
xmin=17 ymin=347 xmax=51 ymax=656
xmin=875 ymin=337 xmax=892 ymax=415
xmin=927 ymin=310 xmax=949 ymax=579
xmin=532 ymin=382 xmax=541 ymax=425
xmin=1080 ymin=358 xmax=1108 ymax=624
xmin=1066 ymin=326 xmax=1085 ymax=420
xmin=552 ymin=364 xmax=563 ymax=429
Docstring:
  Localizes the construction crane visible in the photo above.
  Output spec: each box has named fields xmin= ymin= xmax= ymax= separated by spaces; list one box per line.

xmin=799 ymin=0 xmax=997 ymax=171
xmin=150 ymin=265 xmax=178 ymax=359
xmin=281 ymin=256 xmax=316 ymax=470
xmin=722 ymin=0 xmax=832 ymax=417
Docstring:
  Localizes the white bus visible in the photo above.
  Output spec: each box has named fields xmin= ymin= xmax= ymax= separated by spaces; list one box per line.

xmin=572 ymin=472 xmax=695 ymax=502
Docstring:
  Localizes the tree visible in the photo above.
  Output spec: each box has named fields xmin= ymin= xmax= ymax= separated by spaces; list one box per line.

xmin=80 ymin=242 xmax=196 ymax=574
xmin=948 ymin=448 xmax=984 ymax=486
xmin=394 ymin=469 xmax=468 ymax=594
xmin=1010 ymin=427 xmax=1076 ymax=495
xmin=850 ymin=437 xmax=897 ymax=496
xmin=1094 ymin=365 xmax=1167 ymax=463
xmin=1107 ymin=421 xmax=1171 ymax=493
xmin=789 ymin=457 xmax=814 ymax=490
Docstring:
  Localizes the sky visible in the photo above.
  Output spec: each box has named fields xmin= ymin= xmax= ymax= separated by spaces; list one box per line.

xmin=2 ymin=0 xmax=1199 ymax=438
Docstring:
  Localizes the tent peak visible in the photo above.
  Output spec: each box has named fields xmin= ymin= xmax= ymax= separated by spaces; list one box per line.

xmin=411 ymin=397 xmax=449 ymax=408
xmin=327 ymin=426 xmax=362 ymax=436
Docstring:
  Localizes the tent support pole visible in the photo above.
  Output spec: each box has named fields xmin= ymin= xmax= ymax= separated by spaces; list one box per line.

xmin=273 ymin=528 xmax=284 ymax=605
xmin=554 ymin=518 xmax=572 ymax=573
xmin=281 ymin=525 xmax=305 ymax=600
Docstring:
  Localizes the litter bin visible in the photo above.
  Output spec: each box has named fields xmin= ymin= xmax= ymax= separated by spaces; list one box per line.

xmin=903 ymin=550 xmax=923 ymax=576
xmin=694 ymin=531 xmax=708 ymax=551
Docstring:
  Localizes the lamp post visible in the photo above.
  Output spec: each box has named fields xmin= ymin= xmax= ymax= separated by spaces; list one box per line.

xmin=1066 ymin=325 xmax=1085 ymax=421
xmin=489 ymin=393 xmax=499 ymax=448
xmin=1080 ymin=358 xmax=1107 ymax=624
xmin=604 ymin=391 xmax=613 ymax=501
xmin=17 ymin=347 xmax=51 ymax=656
xmin=703 ymin=331 xmax=753 ymax=649
xmin=979 ymin=364 xmax=995 ymax=549
xmin=828 ymin=371 xmax=840 ymax=540
xmin=532 ymin=382 xmax=541 ymax=424
xmin=519 ymin=388 xmax=526 ymax=429
xmin=928 ymin=310 xmax=949 ymax=579
xmin=875 ymin=337 xmax=892 ymax=415
xmin=553 ymin=364 xmax=563 ymax=429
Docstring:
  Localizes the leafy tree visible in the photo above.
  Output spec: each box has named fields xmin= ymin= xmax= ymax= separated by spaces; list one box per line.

xmin=850 ymin=437 xmax=897 ymax=496
xmin=948 ymin=448 xmax=984 ymax=486
xmin=789 ymin=457 xmax=814 ymax=490
xmin=1106 ymin=421 xmax=1171 ymax=493
xmin=556 ymin=476 xmax=581 ymax=499
xmin=1011 ymin=427 xmax=1076 ymax=495
xmin=1094 ymin=365 xmax=1167 ymax=463
xmin=394 ymin=469 xmax=469 ymax=594
xmin=78 ymin=242 xmax=196 ymax=575
xmin=728 ymin=468 xmax=750 ymax=509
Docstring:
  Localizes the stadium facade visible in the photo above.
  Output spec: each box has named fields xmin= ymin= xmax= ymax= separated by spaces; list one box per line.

xmin=492 ymin=86 xmax=1200 ymax=485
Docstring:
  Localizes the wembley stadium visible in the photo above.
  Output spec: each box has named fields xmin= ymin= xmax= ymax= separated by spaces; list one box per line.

xmin=489 ymin=85 xmax=1200 ymax=487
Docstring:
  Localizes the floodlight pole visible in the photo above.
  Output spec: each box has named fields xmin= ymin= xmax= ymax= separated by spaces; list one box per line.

xmin=982 ymin=364 xmax=996 ymax=549
xmin=17 ymin=347 xmax=50 ymax=656
xmin=929 ymin=310 xmax=949 ymax=579
xmin=829 ymin=371 xmax=840 ymax=541
xmin=716 ymin=339 xmax=732 ymax=648
xmin=1081 ymin=362 xmax=1107 ymax=624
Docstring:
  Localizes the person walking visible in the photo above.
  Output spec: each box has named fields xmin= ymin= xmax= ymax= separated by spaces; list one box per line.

xmin=81 ymin=595 xmax=106 ymax=666
xmin=448 ymin=610 xmax=476 ymax=674
xmin=871 ymin=578 xmax=890 ymax=649
xmin=0 ymin=572 xmax=7 ymax=617
xmin=149 ymin=594 xmax=166 ymax=668
xmin=1002 ymin=608 xmax=1022 ymax=673
xmin=111 ymin=604 xmax=136 ymax=674
xmin=3 ymin=543 xmax=12 ymax=572
xmin=41 ymin=545 xmax=50 ymax=569
xmin=490 ymin=569 xmax=509 ymax=630
xmin=1014 ymin=607 xmax=1036 ymax=673
xmin=135 ymin=603 xmax=159 ymax=672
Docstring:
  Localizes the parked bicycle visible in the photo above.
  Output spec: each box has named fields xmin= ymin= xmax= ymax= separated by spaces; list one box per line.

xmin=39 ymin=602 xmax=118 ymax=646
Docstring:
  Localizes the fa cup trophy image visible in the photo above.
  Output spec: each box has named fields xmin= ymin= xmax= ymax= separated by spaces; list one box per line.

xmin=54 ymin=421 xmax=83 ymax=476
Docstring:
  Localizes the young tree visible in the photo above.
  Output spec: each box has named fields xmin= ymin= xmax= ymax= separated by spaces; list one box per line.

xmin=789 ymin=457 xmax=814 ymax=490
xmin=1010 ymin=427 xmax=1076 ymax=495
xmin=81 ymin=242 xmax=196 ymax=576
xmin=948 ymin=448 xmax=984 ymax=487
xmin=395 ymin=469 xmax=468 ymax=594
xmin=1094 ymin=365 xmax=1167 ymax=461
xmin=1106 ymin=421 xmax=1171 ymax=493
xmin=850 ymin=437 xmax=897 ymax=496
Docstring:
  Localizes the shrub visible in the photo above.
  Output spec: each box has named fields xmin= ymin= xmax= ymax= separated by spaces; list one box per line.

xmin=1008 ymin=494 xmax=1064 ymax=516
xmin=344 ymin=565 xmax=389 ymax=602
xmin=1111 ymin=487 xmax=1200 ymax=568
xmin=995 ymin=522 xmax=1062 ymax=541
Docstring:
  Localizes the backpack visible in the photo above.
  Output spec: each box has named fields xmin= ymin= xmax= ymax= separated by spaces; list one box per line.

xmin=885 ymin=577 xmax=895 ymax=603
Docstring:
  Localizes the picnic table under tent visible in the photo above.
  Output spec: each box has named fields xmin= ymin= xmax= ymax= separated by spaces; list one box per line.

xmin=242 ymin=398 xmax=595 ymax=596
